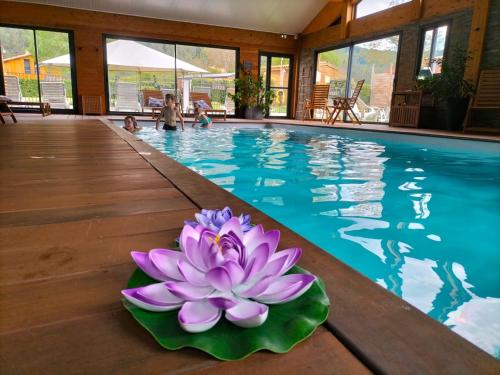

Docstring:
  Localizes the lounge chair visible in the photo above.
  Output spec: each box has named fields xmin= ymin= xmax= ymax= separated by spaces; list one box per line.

xmin=464 ymin=70 xmax=500 ymax=132
xmin=142 ymin=89 xmax=164 ymax=117
xmin=116 ymin=82 xmax=141 ymax=112
xmin=4 ymin=76 xmax=22 ymax=101
xmin=190 ymin=92 xmax=226 ymax=120
xmin=41 ymin=81 xmax=70 ymax=109
xmin=0 ymin=96 xmax=17 ymax=124
xmin=326 ymin=79 xmax=365 ymax=125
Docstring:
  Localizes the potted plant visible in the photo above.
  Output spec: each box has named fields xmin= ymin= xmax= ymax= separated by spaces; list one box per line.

xmin=417 ymin=45 xmax=474 ymax=131
xmin=229 ymin=68 xmax=275 ymax=119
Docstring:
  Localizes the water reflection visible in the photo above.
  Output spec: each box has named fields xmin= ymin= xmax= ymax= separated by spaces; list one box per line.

xmin=133 ymin=123 xmax=500 ymax=358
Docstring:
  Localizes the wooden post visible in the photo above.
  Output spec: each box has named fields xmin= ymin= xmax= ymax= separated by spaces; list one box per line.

xmin=412 ymin=0 xmax=423 ymax=21
xmin=464 ymin=0 xmax=490 ymax=85
xmin=340 ymin=1 xmax=355 ymax=39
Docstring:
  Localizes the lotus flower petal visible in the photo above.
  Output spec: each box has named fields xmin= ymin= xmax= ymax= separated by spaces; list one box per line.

xmin=206 ymin=266 xmax=233 ymax=292
xmin=207 ymin=292 xmax=238 ymax=309
xmin=178 ymin=300 xmax=222 ymax=333
xmin=177 ymin=257 xmax=209 ymax=286
xmin=235 ymin=275 xmax=276 ymax=298
xmin=149 ymin=249 xmax=185 ymax=281
xmin=225 ymin=300 xmax=269 ymax=328
xmin=179 ymin=224 xmax=201 ymax=253
xmin=165 ymin=281 xmax=214 ymax=300
xmin=222 ymin=260 xmax=245 ymax=286
xmin=245 ymin=229 xmax=280 ymax=259
xmin=131 ymin=251 xmax=168 ymax=281
xmin=122 ymin=284 xmax=183 ymax=312
xmin=255 ymin=274 xmax=316 ymax=304
xmin=243 ymin=243 xmax=270 ymax=281
xmin=265 ymin=247 xmax=302 ymax=276
xmin=218 ymin=217 xmax=244 ymax=240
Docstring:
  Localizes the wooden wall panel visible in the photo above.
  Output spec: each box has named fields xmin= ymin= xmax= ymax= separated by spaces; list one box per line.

xmin=423 ymin=0 xmax=475 ymax=18
xmin=0 ymin=1 xmax=298 ymax=114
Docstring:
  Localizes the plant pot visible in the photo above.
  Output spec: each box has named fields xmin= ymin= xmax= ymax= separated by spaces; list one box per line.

xmin=253 ymin=107 xmax=264 ymax=120
xmin=244 ymin=107 xmax=254 ymax=119
xmin=445 ymin=97 xmax=469 ymax=131
xmin=244 ymin=107 xmax=264 ymax=120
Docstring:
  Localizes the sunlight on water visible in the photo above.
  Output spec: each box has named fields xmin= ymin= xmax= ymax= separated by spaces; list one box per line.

xmin=132 ymin=123 xmax=500 ymax=357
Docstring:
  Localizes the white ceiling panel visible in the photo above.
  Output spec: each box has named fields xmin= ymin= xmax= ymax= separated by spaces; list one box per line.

xmin=10 ymin=0 xmax=329 ymax=34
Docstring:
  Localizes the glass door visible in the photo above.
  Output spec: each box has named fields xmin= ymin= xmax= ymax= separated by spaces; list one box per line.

xmin=260 ymin=53 xmax=293 ymax=118
xmin=350 ymin=35 xmax=400 ymax=123
xmin=315 ymin=34 xmax=400 ymax=124
xmin=0 ymin=25 xmax=77 ymax=112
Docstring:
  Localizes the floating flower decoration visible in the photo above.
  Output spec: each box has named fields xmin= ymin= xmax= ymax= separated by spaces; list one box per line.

xmin=185 ymin=206 xmax=252 ymax=233
xmin=122 ymin=217 xmax=316 ymax=332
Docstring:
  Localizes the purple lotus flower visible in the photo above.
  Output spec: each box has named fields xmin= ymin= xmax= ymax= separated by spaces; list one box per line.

xmin=185 ymin=207 xmax=252 ymax=233
xmin=122 ymin=218 xmax=316 ymax=333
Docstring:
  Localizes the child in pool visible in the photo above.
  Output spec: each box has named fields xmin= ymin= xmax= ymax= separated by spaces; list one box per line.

xmin=156 ymin=94 xmax=185 ymax=131
xmin=193 ymin=104 xmax=213 ymax=128
xmin=123 ymin=115 xmax=141 ymax=133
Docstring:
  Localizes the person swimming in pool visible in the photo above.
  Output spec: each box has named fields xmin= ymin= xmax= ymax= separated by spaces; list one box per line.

xmin=156 ymin=94 xmax=185 ymax=131
xmin=192 ymin=103 xmax=213 ymax=128
xmin=123 ymin=115 xmax=141 ymax=133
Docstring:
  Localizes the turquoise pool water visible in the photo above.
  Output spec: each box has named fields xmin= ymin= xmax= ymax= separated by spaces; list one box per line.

xmin=129 ymin=122 xmax=500 ymax=357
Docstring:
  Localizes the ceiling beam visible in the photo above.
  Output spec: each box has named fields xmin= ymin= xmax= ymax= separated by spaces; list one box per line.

xmin=302 ymin=2 xmax=343 ymax=34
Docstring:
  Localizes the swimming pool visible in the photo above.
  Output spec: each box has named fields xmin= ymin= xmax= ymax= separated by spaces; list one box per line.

xmin=125 ymin=122 xmax=500 ymax=357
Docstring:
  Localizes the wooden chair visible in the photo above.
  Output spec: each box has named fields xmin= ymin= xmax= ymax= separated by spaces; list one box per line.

xmin=190 ymin=92 xmax=226 ymax=120
xmin=41 ymin=81 xmax=70 ymax=109
xmin=116 ymin=82 xmax=141 ymax=112
xmin=326 ymin=79 xmax=365 ymax=125
xmin=464 ymin=70 xmax=500 ymax=132
xmin=142 ymin=89 xmax=164 ymax=117
xmin=302 ymin=84 xmax=330 ymax=121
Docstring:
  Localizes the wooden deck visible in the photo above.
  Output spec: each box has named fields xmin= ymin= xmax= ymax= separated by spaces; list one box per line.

xmin=0 ymin=119 xmax=498 ymax=374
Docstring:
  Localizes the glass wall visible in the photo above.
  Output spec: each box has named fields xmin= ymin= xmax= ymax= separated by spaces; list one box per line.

xmin=315 ymin=35 xmax=400 ymax=123
xmin=0 ymin=26 xmax=76 ymax=111
xmin=105 ymin=36 xmax=237 ymax=115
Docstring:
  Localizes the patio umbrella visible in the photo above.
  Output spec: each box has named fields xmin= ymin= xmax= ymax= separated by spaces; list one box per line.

xmin=40 ymin=39 xmax=207 ymax=73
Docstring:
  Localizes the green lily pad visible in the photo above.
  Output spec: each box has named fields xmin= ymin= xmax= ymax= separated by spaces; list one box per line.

xmin=122 ymin=266 xmax=330 ymax=360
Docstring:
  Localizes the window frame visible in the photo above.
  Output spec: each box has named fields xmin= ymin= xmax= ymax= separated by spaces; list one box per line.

xmin=0 ymin=22 xmax=79 ymax=114
xmin=415 ymin=21 xmax=452 ymax=79
xmin=102 ymin=33 xmax=240 ymax=116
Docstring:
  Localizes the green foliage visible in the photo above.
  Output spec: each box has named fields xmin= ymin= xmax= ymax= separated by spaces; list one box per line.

xmin=228 ymin=69 xmax=275 ymax=116
xmin=416 ymin=44 xmax=474 ymax=100
xmin=19 ymin=78 xmax=39 ymax=98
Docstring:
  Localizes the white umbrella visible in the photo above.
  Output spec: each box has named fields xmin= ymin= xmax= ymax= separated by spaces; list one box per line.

xmin=40 ymin=40 xmax=207 ymax=73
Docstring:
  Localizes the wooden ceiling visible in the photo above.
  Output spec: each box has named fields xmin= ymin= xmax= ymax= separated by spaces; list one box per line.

xmin=9 ymin=0 xmax=331 ymax=34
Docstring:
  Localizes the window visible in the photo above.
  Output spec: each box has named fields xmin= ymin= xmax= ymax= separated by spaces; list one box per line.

xmin=23 ymin=59 xmax=31 ymax=74
xmin=417 ymin=25 xmax=449 ymax=79
xmin=0 ymin=26 xmax=77 ymax=112
xmin=316 ymin=35 xmax=400 ymax=123
xmin=104 ymin=36 xmax=237 ymax=115
xmin=356 ymin=0 xmax=411 ymax=19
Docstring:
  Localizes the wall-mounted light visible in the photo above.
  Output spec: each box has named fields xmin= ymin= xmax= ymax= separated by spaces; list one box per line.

xmin=280 ymin=34 xmax=287 ymax=39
